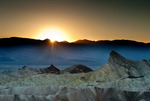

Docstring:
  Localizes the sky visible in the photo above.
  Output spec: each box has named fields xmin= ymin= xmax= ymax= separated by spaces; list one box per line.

xmin=0 ymin=0 xmax=150 ymax=42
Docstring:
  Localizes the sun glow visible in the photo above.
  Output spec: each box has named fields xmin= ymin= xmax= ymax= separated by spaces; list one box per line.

xmin=38 ymin=28 xmax=69 ymax=42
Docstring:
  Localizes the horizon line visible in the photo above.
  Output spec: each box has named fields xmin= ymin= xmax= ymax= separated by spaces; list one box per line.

xmin=0 ymin=36 xmax=149 ymax=44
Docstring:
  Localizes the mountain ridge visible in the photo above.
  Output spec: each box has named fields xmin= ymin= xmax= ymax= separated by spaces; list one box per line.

xmin=0 ymin=37 xmax=149 ymax=47
xmin=0 ymin=51 xmax=150 ymax=101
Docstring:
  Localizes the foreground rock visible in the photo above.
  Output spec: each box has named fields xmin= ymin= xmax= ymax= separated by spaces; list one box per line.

xmin=1 ymin=51 xmax=150 ymax=91
xmin=1 ymin=65 xmax=60 ymax=77
xmin=0 ymin=86 xmax=149 ymax=101
xmin=91 ymin=51 xmax=150 ymax=91
xmin=63 ymin=64 xmax=93 ymax=74
xmin=0 ymin=51 xmax=150 ymax=101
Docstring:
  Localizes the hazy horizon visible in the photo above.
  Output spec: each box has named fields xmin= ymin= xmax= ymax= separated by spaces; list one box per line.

xmin=0 ymin=36 xmax=150 ymax=71
xmin=0 ymin=36 xmax=150 ymax=43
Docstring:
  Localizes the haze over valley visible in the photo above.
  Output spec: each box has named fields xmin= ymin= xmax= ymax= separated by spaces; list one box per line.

xmin=0 ymin=37 xmax=150 ymax=71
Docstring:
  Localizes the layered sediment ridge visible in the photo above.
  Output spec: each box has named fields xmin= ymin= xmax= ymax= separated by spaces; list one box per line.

xmin=0 ymin=86 xmax=150 ymax=101
xmin=0 ymin=51 xmax=150 ymax=101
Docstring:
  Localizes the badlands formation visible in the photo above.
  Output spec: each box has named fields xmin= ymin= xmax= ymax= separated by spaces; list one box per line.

xmin=0 ymin=51 xmax=150 ymax=101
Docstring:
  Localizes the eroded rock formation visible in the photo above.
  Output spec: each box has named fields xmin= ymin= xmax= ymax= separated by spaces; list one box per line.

xmin=63 ymin=64 xmax=93 ymax=74
xmin=0 ymin=51 xmax=150 ymax=101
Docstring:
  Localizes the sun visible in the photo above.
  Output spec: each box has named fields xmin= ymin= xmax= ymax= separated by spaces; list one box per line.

xmin=38 ymin=28 xmax=69 ymax=42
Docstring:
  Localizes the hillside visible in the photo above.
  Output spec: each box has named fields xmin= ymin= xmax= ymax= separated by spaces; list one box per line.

xmin=0 ymin=51 xmax=150 ymax=100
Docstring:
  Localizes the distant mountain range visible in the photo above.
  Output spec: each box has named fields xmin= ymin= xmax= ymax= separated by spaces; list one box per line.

xmin=0 ymin=37 xmax=149 ymax=47
xmin=0 ymin=37 xmax=150 ymax=68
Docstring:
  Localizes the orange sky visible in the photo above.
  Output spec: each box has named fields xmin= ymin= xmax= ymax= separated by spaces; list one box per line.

xmin=0 ymin=0 xmax=150 ymax=42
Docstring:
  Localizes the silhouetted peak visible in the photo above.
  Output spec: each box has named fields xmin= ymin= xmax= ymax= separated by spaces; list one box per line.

xmin=73 ymin=39 xmax=96 ymax=44
xmin=40 ymin=65 xmax=60 ymax=74
xmin=60 ymin=40 xmax=69 ymax=43
xmin=110 ymin=51 xmax=124 ymax=59
xmin=10 ymin=37 xmax=22 ymax=39
xmin=63 ymin=64 xmax=93 ymax=74
xmin=48 ymin=64 xmax=56 ymax=68
xmin=22 ymin=66 xmax=28 ymax=69
xmin=0 ymin=37 xmax=42 ymax=46
xmin=43 ymin=39 xmax=51 ymax=42
xmin=0 ymin=37 xmax=149 ymax=47
xmin=108 ymin=51 xmax=126 ymax=64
